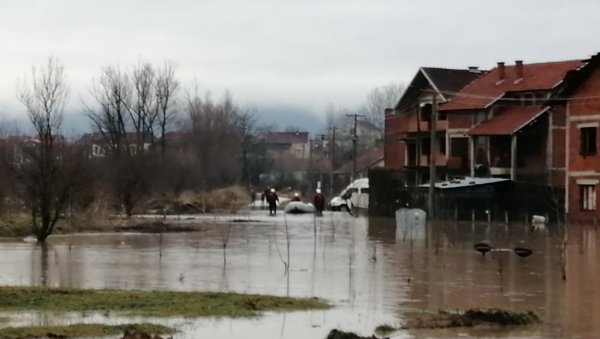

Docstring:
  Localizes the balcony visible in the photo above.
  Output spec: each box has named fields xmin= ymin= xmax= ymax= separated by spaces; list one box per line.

xmin=386 ymin=113 xmax=449 ymax=136
xmin=404 ymin=119 xmax=448 ymax=133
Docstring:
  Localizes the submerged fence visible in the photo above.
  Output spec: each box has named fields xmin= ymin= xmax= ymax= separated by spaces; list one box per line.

xmin=369 ymin=168 xmax=565 ymax=224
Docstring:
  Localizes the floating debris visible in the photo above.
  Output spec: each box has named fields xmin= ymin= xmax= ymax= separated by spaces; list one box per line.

xmin=474 ymin=242 xmax=493 ymax=256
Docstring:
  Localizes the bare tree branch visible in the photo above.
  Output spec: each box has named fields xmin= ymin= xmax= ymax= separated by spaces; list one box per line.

xmin=155 ymin=60 xmax=179 ymax=158
xmin=16 ymin=56 xmax=70 ymax=242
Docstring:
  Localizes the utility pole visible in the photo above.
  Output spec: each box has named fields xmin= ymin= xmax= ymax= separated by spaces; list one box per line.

xmin=330 ymin=126 xmax=336 ymax=197
xmin=346 ymin=113 xmax=365 ymax=181
xmin=318 ymin=134 xmax=326 ymax=186
xmin=428 ymin=93 xmax=437 ymax=218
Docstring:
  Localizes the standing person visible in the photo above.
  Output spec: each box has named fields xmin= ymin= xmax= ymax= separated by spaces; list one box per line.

xmin=313 ymin=188 xmax=325 ymax=216
xmin=261 ymin=188 xmax=270 ymax=210
xmin=267 ymin=188 xmax=279 ymax=216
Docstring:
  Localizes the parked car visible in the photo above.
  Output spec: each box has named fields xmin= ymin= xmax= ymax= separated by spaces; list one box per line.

xmin=329 ymin=178 xmax=369 ymax=211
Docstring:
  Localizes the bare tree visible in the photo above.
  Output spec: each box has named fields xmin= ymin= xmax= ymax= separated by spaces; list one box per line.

xmin=184 ymin=90 xmax=240 ymax=189
xmin=129 ymin=61 xmax=158 ymax=152
xmin=359 ymin=82 xmax=405 ymax=132
xmin=238 ymin=110 xmax=256 ymax=188
xmin=85 ymin=63 xmax=158 ymax=216
xmin=16 ymin=57 xmax=71 ymax=242
xmin=155 ymin=61 xmax=179 ymax=158
xmin=85 ymin=65 xmax=131 ymax=158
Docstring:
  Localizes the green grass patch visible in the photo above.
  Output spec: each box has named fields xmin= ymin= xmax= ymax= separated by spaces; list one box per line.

xmin=0 ymin=286 xmax=330 ymax=317
xmin=0 ymin=323 xmax=173 ymax=339
xmin=0 ymin=213 xmax=32 ymax=237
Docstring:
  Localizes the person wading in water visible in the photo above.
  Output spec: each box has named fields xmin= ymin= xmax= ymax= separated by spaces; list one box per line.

xmin=266 ymin=188 xmax=279 ymax=216
xmin=313 ymin=188 xmax=325 ymax=216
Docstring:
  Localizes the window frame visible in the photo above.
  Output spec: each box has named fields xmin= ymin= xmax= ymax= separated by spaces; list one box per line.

xmin=580 ymin=184 xmax=597 ymax=211
xmin=580 ymin=126 xmax=597 ymax=156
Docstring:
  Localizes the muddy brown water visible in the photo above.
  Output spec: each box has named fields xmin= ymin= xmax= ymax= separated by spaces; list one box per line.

xmin=0 ymin=211 xmax=598 ymax=338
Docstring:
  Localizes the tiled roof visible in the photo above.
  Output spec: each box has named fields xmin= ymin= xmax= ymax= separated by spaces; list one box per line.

xmin=421 ymin=67 xmax=483 ymax=100
xmin=467 ymin=106 xmax=549 ymax=136
xmin=267 ymin=131 xmax=309 ymax=144
xmin=395 ymin=67 xmax=482 ymax=110
xmin=440 ymin=60 xmax=583 ymax=111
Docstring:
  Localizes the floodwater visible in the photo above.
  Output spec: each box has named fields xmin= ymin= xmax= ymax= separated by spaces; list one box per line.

xmin=0 ymin=210 xmax=599 ymax=338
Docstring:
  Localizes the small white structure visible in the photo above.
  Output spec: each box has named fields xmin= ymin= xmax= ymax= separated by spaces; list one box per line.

xmin=395 ymin=208 xmax=427 ymax=240
xmin=531 ymin=215 xmax=546 ymax=231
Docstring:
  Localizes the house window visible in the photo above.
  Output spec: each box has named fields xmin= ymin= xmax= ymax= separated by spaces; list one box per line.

xmin=580 ymin=185 xmax=596 ymax=211
xmin=421 ymin=138 xmax=431 ymax=155
xmin=580 ymin=127 xmax=597 ymax=155
xmin=420 ymin=104 xmax=432 ymax=122
xmin=439 ymin=137 xmax=446 ymax=155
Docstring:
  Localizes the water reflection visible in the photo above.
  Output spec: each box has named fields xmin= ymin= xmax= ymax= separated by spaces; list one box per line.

xmin=0 ymin=212 xmax=599 ymax=338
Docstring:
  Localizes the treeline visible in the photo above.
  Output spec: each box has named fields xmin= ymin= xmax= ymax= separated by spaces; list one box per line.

xmin=0 ymin=57 xmax=404 ymax=242
xmin=0 ymin=57 xmax=271 ymax=241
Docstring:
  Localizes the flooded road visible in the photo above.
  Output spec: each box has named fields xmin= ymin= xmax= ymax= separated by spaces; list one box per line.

xmin=0 ymin=210 xmax=598 ymax=338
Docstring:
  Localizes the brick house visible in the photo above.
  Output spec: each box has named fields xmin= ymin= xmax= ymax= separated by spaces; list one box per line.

xmin=264 ymin=131 xmax=311 ymax=182
xmin=384 ymin=67 xmax=482 ymax=185
xmin=78 ymin=132 xmax=152 ymax=158
xmin=265 ymin=131 xmax=310 ymax=160
xmin=439 ymin=59 xmax=583 ymax=188
xmin=550 ymin=53 xmax=600 ymax=221
xmin=383 ymin=54 xmax=600 ymax=221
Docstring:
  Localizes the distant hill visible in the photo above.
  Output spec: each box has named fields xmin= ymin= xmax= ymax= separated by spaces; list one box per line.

xmin=4 ymin=105 xmax=327 ymax=138
xmin=255 ymin=106 xmax=325 ymax=134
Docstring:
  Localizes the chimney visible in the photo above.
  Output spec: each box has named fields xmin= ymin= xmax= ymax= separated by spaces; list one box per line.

xmin=468 ymin=66 xmax=480 ymax=73
xmin=497 ymin=62 xmax=505 ymax=81
xmin=515 ymin=60 xmax=523 ymax=79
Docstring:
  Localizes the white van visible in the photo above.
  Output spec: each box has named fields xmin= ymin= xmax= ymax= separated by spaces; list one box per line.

xmin=329 ymin=178 xmax=369 ymax=211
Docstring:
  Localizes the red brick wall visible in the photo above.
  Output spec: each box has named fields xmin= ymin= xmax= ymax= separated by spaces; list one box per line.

xmin=566 ymin=66 xmax=600 ymax=221
xmin=553 ymin=106 xmax=566 ymax=127
xmin=384 ymin=114 xmax=407 ymax=169
xmin=385 ymin=114 xmax=406 ymax=134
xmin=384 ymin=136 xmax=405 ymax=169
xmin=567 ymin=67 xmax=600 ymax=172
xmin=567 ymin=177 xmax=599 ymax=222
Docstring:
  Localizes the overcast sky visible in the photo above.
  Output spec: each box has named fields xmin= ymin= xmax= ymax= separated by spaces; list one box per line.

xmin=0 ymin=0 xmax=598 ymax=131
